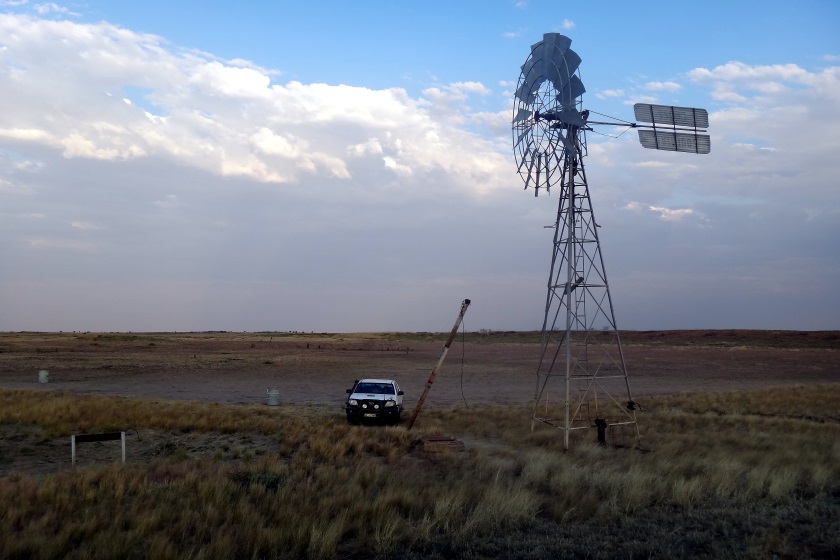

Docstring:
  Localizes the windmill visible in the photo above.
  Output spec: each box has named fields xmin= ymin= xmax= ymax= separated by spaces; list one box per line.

xmin=512 ymin=33 xmax=710 ymax=450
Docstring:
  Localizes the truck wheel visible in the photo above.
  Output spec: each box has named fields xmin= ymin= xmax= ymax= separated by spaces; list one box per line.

xmin=347 ymin=414 xmax=359 ymax=425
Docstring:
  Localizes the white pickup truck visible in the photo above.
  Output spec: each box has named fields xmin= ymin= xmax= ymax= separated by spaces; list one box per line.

xmin=345 ymin=378 xmax=404 ymax=425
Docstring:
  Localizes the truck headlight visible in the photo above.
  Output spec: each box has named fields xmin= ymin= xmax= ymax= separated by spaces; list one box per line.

xmin=384 ymin=400 xmax=395 ymax=407
xmin=348 ymin=399 xmax=358 ymax=406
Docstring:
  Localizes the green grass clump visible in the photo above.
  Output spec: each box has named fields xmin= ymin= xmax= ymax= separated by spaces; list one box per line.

xmin=1 ymin=385 xmax=839 ymax=559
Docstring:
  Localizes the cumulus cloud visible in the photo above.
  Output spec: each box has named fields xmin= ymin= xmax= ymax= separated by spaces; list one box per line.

xmin=0 ymin=14 xmax=510 ymax=192
xmin=422 ymin=81 xmax=491 ymax=105
xmin=687 ymin=61 xmax=839 ymax=103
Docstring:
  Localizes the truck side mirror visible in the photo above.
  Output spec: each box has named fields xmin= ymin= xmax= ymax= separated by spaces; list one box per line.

xmin=397 ymin=390 xmax=404 ymax=396
xmin=346 ymin=388 xmax=352 ymax=394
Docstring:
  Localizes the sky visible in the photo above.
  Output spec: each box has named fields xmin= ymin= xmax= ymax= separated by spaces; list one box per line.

xmin=0 ymin=0 xmax=838 ymax=332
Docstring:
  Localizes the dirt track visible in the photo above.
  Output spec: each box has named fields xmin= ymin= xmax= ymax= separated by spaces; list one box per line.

xmin=1 ymin=331 xmax=838 ymax=409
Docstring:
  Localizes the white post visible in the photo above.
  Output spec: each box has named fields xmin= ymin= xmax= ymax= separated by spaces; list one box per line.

xmin=121 ymin=432 xmax=126 ymax=463
xmin=71 ymin=435 xmax=76 ymax=467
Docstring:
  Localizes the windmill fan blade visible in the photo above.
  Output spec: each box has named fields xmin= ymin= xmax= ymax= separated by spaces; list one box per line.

xmin=513 ymin=108 xmax=533 ymax=123
xmin=514 ymin=77 xmax=533 ymax=103
xmin=517 ymin=140 xmax=533 ymax=172
xmin=539 ymin=39 xmax=579 ymax=92
xmin=515 ymin=71 xmax=546 ymax=103
xmin=540 ymin=36 xmax=563 ymax=87
xmin=549 ymin=49 xmax=581 ymax=91
xmin=516 ymin=54 xmax=543 ymax=102
xmin=524 ymin=153 xmax=537 ymax=190
xmin=529 ymin=42 xmax=548 ymax=83
xmin=562 ymin=49 xmax=582 ymax=76
xmin=638 ymin=130 xmax=711 ymax=154
xmin=559 ymin=130 xmax=577 ymax=156
xmin=554 ymin=108 xmax=585 ymax=127
xmin=542 ymin=32 xmax=571 ymax=53
xmin=544 ymin=58 xmax=563 ymax=91
xmin=514 ymin=127 xmax=530 ymax=149
xmin=529 ymin=39 xmax=545 ymax=53
xmin=556 ymin=75 xmax=586 ymax=107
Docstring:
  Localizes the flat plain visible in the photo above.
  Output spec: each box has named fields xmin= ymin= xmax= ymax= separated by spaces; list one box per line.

xmin=0 ymin=330 xmax=838 ymax=559
xmin=1 ymin=329 xmax=838 ymax=406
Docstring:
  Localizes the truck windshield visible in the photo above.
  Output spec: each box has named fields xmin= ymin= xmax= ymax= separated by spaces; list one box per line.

xmin=356 ymin=383 xmax=395 ymax=395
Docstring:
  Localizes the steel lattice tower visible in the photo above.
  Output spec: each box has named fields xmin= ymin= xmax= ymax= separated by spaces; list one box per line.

xmin=530 ymin=119 xmax=639 ymax=450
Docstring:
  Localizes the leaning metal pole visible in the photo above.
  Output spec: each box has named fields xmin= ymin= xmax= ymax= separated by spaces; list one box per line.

xmin=407 ymin=299 xmax=471 ymax=431
xmin=531 ymin=123 xmax=639 ymax=450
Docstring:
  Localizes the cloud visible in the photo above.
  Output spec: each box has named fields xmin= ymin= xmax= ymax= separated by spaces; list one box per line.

xmin=593 ymin=57 xmax=840 ymax=326
xmin=422 ymin=81 xmax=491 ymax=104
xmin=188 ymin=61 xmax=272 ymax=98
xmin=0 ymin=128 xmax=53 ymax=141
xmin=0 ymin=14 xmax=510 ymax=192
xmin=627 ymin=95 xmax=657 ymax=104
xmin=561 ymin=19 xmax=575 ymax=30
xmin=347 ymin=138 xmax=383 ymax=157
xmin=648 ymin=205 xmax=693 ymax=221
xmin=623 ymin=201 xmax=695 ymax=222
xmin=0 ymin=12 xmax=838 ymax=332
xmin=596 ymin=88 xmax=625 ymax=99
xmin=382 ymin=155 xmax=412 ymax=176
xmin=687 ymin=61 xmax=838 ymax=102
xmin=644 ymin=81 xmax=682 ymax=92
xmin=34 ymin=2 xmax=70 ymax=15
